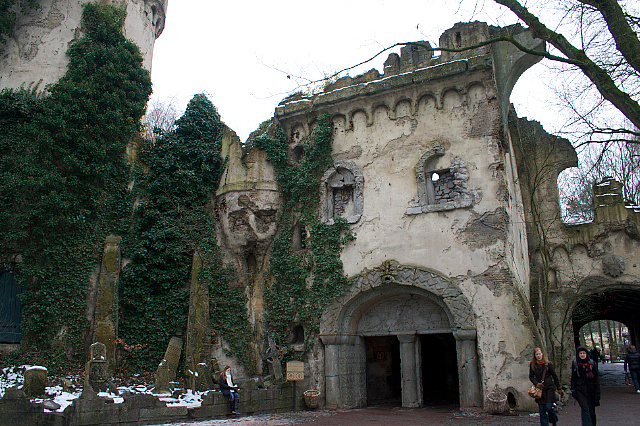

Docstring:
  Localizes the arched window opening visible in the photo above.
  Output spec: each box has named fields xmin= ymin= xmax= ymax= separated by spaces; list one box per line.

xmin=246 ymin=252 xmax=257 ymax=282
xmin=408 ymin=143 xmax=474 ymax=214
xmin=292 ymin=224 xmax=306 ymax=252
xmin=289 ymin=325 xmax=305 ymax=351
xmin=320 ymin=161 xmax=364 ymax=224
xmin=330 ymin=169 xmax=355 ymax=218
xmin=291 ymin=145 xmax=305 ymax=165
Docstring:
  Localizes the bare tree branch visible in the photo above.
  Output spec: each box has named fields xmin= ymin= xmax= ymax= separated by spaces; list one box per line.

xmin=578 ymin=0 xmax=640 ymax=73
xmin=494 ymin=0 xmax=640 ymax=131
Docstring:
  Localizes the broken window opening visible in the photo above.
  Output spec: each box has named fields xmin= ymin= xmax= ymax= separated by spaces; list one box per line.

xmin=292 ymin=223 xmax=307 ymax=252
xmin=320 ymin=161 xmax=364 ymax=224
xmin=292 ymin=145 xmax=305 ymax=165
xmin=409 ymin=143 xmax=474 ymax=215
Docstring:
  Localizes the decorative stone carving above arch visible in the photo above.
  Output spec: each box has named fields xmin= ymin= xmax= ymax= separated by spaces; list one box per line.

xmin=320 ymin=161 xmax=364 ymax=224
xmin=407 ymin=143 xmax=475 ymax=215
xmin=356 ymin=294 xmax=451 ymax=335
xmin=322 ymin=260 xmax=476 ymax=335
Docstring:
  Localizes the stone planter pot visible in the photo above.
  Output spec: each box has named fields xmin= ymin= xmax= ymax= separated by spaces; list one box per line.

xmin=486 ymin=391 xmax=507 ymax=414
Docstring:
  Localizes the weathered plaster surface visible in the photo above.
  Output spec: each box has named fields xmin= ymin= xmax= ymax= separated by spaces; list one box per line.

xmin=0 ymin=0 xmax=166 ymax=90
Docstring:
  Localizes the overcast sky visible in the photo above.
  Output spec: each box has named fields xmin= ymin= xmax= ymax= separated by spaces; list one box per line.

xmin=150 ymin=0 xmax=554 ymax=141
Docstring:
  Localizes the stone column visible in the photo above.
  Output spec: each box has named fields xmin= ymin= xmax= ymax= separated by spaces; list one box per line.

xmin=454 ymin=329 xmax=482 ymax=409
xmin=93 ymin=235 xmax=121 ymax=376
xmin=398 ymin=334 xmax=420 ymax=408
xmin=185 ymin=253 xmax=212 ymax=390
xmin=320 ymin=334 xmax=354 ymax=409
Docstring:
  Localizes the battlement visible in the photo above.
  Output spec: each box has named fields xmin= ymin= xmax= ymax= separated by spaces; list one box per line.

xmin=593 ymin=177 xmax=640 ymax=223
xmin=276 ymin=22 xmax=534 ymax=119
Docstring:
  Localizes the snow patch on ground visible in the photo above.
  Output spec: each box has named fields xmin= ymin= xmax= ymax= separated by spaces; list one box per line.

xmin=1 ymin=365 xmax=209 ymax=412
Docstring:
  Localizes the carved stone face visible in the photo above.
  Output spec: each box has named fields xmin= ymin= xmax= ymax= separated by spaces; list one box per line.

xmin=217 ymin=190 xmax=280 ymax=252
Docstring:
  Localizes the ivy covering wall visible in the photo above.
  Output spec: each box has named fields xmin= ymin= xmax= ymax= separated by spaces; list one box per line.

xmin=119 ymin=93 xmax=253 ymax=373
xmin=255 ymin=115 xmax=354 ymax=354
xmin=0 ymin=3 xmax=151 ymax=369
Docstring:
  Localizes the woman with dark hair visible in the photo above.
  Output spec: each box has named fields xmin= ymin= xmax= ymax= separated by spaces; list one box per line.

xmin=571 ymin=346 xmax=600 ymax=426
xmin=529 ymin=347 xmax=562 ymax=426
xmin=219 ymin=365 xmax=240 ymax=415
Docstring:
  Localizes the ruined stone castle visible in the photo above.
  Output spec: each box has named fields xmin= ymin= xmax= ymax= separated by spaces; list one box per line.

xmin=2 ymin=0 xmax=640 ymax=415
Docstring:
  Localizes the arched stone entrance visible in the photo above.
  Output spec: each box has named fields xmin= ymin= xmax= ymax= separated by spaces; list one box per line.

xmin=573 ymin=288 xmax=640 ymax=347
xmin=320 ymin=261 xmax=481 ymax=410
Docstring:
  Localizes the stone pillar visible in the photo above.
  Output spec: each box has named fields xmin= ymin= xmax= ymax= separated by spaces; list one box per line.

xmin=93 ymin=235 xmax=121 ymax=376
xmin=320 ymin=335 xmax=341 ymax=409
xmin=163 ymin=332 xmax=184 ymax=383
xmin=454 ymin=329 xmax=482 ymax=409
xmin=185 ymin=252 xmax=212 ymax=390
xmin=398 ymin=334 xmax=420 ymax=408
xmin=320 ymin=334 xmax=356 ymax=409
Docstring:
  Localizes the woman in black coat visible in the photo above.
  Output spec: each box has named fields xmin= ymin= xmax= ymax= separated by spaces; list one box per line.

xmin=529 ymin=347 xmax=562 ymax=426
xmin=571 ymin=346 xmax=600 ymax=426
xmin=219 ymin=365 xmax=240 ymax=415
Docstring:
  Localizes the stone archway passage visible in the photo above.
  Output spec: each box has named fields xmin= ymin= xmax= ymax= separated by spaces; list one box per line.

xmin=320 ymin=261 xmax=482 ymax=410
xmin=573 ymin=288 xmax=640 ymax=349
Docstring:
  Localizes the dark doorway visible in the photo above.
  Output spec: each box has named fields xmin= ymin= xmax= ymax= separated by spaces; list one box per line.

xmin=421 ymin=333 xmax=459 ymax=406
xmin=0 ymin=267 xmax=22 ymax=343
xmin=365 ymin=336 xmax=401 ymax=406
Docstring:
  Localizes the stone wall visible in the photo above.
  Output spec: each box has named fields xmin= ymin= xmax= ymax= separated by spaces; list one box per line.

xmin=0 ymin=381 xmax=306 ymax=426
xmin=0 ymin=0 xmax=166 ymax=90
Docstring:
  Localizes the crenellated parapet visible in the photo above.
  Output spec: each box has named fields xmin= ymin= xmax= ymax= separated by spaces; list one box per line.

xmin=275 ymin=22 xmax=544 ymax=144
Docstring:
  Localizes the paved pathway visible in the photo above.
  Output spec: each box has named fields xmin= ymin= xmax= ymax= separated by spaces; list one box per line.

xmin=156 ymin=362 xmax=639 ymax=425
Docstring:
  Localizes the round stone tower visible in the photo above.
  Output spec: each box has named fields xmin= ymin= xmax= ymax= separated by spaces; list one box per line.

xmin=0 ymin=0 xmax=167 ymax=90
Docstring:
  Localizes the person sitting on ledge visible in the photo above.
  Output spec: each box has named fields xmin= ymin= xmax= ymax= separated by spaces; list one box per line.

xmin=219 ymin=365 xmax=240 ymax=415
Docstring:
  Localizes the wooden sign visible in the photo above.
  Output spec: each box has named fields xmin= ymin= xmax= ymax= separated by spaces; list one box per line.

xmin=286 ymin=361 xmax=304 ymax=381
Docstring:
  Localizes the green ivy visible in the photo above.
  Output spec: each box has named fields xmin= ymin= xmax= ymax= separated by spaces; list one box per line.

xmin=119 ymin=94 xmax=254 ymax=373
xmin=0 ymin=3 xmax=151 ymax=370
xmin=255 ymin=114 xmax=354 ymax=354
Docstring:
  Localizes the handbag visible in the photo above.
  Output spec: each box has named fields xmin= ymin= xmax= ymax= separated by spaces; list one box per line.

xmin=528 ymin=385 xmax=542 ymax=399
xmin=528 ymin=364 xmax=547 ymax=399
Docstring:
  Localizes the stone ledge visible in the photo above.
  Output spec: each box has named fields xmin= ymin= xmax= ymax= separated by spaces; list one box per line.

xmin=275 ymin=56 xmax=492 ymax=118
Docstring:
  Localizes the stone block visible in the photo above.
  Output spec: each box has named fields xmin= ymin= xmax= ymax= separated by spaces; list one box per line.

xmin=123 ymin=393 xmax=165 ymax=409
xmin=195 ymin=362 xmax=215 ymax=392
xmin=1 ymin=387 xmax=32 ymax=412
xmin=154 ymin=360 xmax=170 ymax=394
xmin=200 ymin=390 xmax=215 ymax=405
xmin=23 ymin=366 xmax=47 ymax=397
xmin=73 ymin=405 xmax=118 ymax=425
xmin=213 ymin=391 xmax=227 ymax=405
xmin=74 ymin=390 xmax=107 ymax=413
xmin=188 ymin=404 xmax=224 ymax=418
xmin=116 ymin=405 xmax=140 ymax=423
xmin=140 ymin=406 xmax=188 ymax=422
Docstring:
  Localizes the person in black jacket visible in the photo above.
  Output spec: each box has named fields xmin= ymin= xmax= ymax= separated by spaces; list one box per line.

xmin=624 ymin=345 xmax=640 ymax=393
xmin=529 ymin=347 xmax=562 ymax=426
xmin=571 ymin=346 xmax=600 ymax=426
xmin=219 ymin=365 xmax=240 ymax=415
